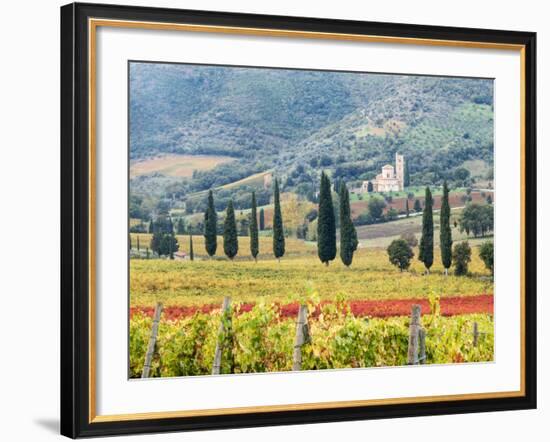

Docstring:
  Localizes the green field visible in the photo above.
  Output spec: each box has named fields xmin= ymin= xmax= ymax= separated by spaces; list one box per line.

xmin=349 ymin=186 xmax=470 ymax=202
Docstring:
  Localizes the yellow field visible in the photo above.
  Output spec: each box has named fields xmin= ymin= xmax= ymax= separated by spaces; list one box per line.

xmin=129 ymin=154 xmax=234 ymax=178
xmin=130 ymin=243 xmax=493 ymax=307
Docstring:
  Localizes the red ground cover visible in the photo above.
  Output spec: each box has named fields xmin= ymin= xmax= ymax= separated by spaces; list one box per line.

xmin=131 ymin=294 xmax=493 ymax=321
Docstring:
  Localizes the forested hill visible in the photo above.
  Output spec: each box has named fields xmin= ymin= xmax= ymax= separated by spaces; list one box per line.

xmin=129 ymin=62 xmax=493 ymax=213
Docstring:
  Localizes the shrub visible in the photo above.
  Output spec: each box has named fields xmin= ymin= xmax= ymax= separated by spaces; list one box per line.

xmin=453 ymin=241 xmax=472 ymax=276
xmin=459 ymin=203 xmax=493 ymax=237
xmin=478 ymin=241 xmax=494 ymax=275
xmin=386 ymin=207 xmax=399 ymax=221
xmin=387 ymin=239 xmax=414 ymax=271
xmin=368 ymin=198 xmax=386 ymax=221
xmin=355 ymin=212 xmax=374 ymax=226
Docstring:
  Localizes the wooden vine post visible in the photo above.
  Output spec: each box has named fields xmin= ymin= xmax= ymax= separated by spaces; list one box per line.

xmin=473 ymin=321 xmax=479 ymax=347
xmin=212 ymin=297 xmax=232 ymax=375
xmin=141 ymin=302 xmax=163 ymax=378
xmin=292 ymin=304 xmax=310 ymax=371
xmin=407 ymin=304 xmax=422 ymax=365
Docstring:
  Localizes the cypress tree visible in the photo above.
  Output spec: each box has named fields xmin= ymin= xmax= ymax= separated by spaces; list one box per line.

xmin=189 ymin=234 xmax=194 ymax=261
xmin=249 ymin=192 xmax=259 ymax=262
xmin=204 ymin=190 xmax=217 ymax=257
xmin=440 ymin=181 xmax=453 ymax=275
xmin=317 ymin=172 xmax=337 ymax=266
xmin=334 ymin=178 xmax=341 ymax=195
xmin=137 ymin=235 xmax=140 ymax=251
xmin=148 ymin=217 xmax=154 ymax=234
xmin=404 ymin=160 xmax=410 ymax=187
xmin=259 ymin=208 xmax=265 ymax=231
xmin=272 ymin=179 xmax=285 ymax=262
xmin=149 ymin=216 xmax=164 ymax=256
xmin=223 ymin=200 xmax=238 ymax=260
xmin=169 ymin=231 xmax=175 ymax=260
xmin=339 ymin=182 xmax=358 ymax=267
xmin=405 ymin=199 xmax=410 ymax=218
xmin=154 ymin=218 xmax=179 ymax=259
xmin=176 ymin=217 xmax=185 ymax=234
xmin=419 ymin=187 xmax=434 ymax=274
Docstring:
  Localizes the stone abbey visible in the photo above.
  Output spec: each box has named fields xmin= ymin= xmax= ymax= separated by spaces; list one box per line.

xmin=361 ymin=153 xmax=405 ymax=192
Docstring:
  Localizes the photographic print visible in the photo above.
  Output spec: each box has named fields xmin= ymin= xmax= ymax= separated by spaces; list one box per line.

xmin=128 ymin=62 xmax=495 ymax=378
xmin=61 ymin=5 xmax=536 ymax=436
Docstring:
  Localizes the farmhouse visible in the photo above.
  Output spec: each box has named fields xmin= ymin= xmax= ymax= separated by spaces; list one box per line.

xmin=361 ymin=153 xmax=405 ymax=192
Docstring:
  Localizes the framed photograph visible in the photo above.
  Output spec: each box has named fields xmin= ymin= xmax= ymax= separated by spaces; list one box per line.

xmin=60 ymin=2 xmax=536 ymax=438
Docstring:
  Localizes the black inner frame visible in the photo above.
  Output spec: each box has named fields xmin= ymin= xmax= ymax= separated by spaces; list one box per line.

xmin=61 ymin=2 xmax=537 ymax=438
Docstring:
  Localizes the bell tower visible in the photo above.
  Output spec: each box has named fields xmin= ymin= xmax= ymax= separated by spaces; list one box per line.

xmin=395 ymin=153 xmax=404 ymax=191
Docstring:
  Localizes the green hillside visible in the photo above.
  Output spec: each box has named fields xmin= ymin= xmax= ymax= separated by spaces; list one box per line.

xmin=129 ymin=62 xmax=493 ymax=218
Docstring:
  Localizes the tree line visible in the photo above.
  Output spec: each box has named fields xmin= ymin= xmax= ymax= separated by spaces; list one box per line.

xmin=201 ymin=173 xmax=359 ymax=266
xmin=140 ymin=172 xmax=359 ymax=266
xmin=146 ymin=216 xmax=196 ymax=261
xmin=136 ymin=177 xmax=493 ymax=275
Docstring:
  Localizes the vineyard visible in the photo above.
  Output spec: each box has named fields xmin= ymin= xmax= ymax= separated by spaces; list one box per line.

xmin=130 ymin=298 xmax=493 ymax=378
xmin=130 ymin=235 xmax=494 ymax=377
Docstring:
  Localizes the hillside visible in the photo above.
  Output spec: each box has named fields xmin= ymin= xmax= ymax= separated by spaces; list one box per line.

xmin=129 ymin=62 xmax=493 ymax=217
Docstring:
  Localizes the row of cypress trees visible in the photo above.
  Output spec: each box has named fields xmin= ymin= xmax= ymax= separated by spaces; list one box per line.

xmin=172 ymin=208 xmax=265 ymax=237
xmin=150 ymin=178 xmax=451 ymax=272
xmin=202 ymin=173 xmax=358 ymax=266
xmin=203 ymin=179 xmax=286 ymax=261
xmin=317 ymin=172 xmax=358 ymax=267
xmin=418 ymin=181 xmax=453 ymax=274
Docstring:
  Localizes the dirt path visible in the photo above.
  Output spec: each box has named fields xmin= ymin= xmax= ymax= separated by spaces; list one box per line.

xmin=131 ymin=294 xmax=493 ymax=321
